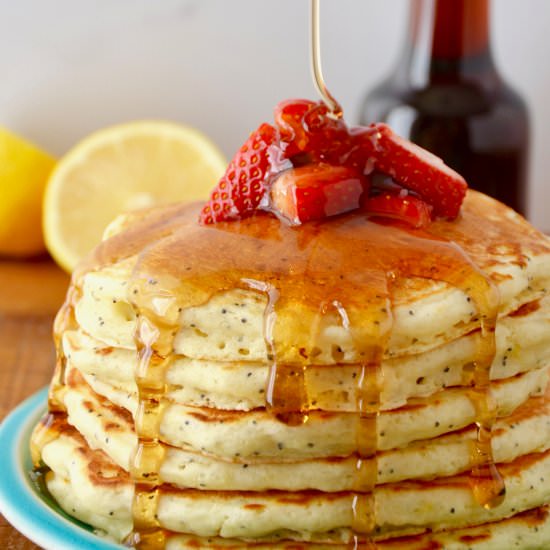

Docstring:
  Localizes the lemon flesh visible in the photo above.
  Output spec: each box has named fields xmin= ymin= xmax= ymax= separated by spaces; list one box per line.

xmin=0 ymin=128 xmax=56 ymax=257
xmin=43 ymin=121 xmax=226 ymax=272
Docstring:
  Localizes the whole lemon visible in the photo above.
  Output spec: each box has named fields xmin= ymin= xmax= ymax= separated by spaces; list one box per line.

xmin=0 ymin=128 xmax=56 ymax=257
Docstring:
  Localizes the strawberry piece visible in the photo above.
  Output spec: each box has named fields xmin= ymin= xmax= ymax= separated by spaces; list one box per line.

xmin=200 ymin=123 xmax=278 ymax=224
xmin=274 ymin=99 xmax=349 ymax=161
xmin=339 ymin=125 xmax=378 ymax=174
xmin=371 ymin=123 xmax=467 ymax=219
xmin=270 ymin=164 xmax=368 ymax=225
xmin=364 ymin=193 xmax=433 ymax=229
xmin=274 ymin=99 xmax=315 ymax=156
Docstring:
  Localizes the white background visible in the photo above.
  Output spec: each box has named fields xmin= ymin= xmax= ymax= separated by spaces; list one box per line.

xmin=0 ymin=0 xmax=548 ymax=227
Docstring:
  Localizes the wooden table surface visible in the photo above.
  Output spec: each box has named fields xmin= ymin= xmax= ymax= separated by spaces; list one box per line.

xmin=0 ymin=257 xmax=70 ymax=549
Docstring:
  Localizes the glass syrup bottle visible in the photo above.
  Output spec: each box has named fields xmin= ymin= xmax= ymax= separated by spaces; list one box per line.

xmin=360 ymin=0 xmax=529 ymax=216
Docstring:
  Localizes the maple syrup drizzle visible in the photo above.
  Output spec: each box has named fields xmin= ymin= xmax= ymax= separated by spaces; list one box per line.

xmin=351 ymin=364 xmax=381 ymax=540
xmin=311 ymin=4 xmax=374 ymax=539
xmin=32 ymin=282 xmax=81 ymax=485
xmin=469 ymin=313 xmax=506 ymax=509
xmin=255 ymin=283 xmax=311 ymax=426
xmin=48 ymin=284 xmax=82 ymax=412
xmin=352 ymin=534 xmax=379 ymax=550
xmin=123 ymin=274 xmax=181 ymax=548
xmin=47 ymin=196 xmax=550 ymax=547
xmin=407 ymin=242 xmax=505 ymax=511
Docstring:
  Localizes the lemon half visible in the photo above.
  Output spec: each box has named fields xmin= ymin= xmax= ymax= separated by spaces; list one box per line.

xmin=43 ymin=121 xmax=226 ymax=272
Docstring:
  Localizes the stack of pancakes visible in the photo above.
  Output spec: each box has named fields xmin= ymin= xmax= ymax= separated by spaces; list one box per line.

xmin=32 ymin=190 xmax=550 ymax=549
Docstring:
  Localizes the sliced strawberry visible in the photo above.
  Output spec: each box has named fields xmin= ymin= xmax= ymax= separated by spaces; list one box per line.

xmin=270 ymin=164 xmax=368 ymax=225
xmin=201 ymin=100 xmax=468 ymax=227
xmin=274 ymin=99 xmax=315 ymax=156
xmin=274 ymin=99 xmax=349 ymax=161
xmin=371 ymin=124 xmax=467 ymax=219
xmin=339 ymin=125 xmax=378 ymax=174
xmin=200 ymin=123 xmax=278 ymax=224
xmin=363 ymin=193 xmax=433 ymax=229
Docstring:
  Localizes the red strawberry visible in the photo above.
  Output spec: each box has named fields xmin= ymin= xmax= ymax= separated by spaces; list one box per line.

xmin=363 ymin=193 xmax=433 ymax=229
xmin=371 ymin=124 xmax=467 ymax=219
xmin=274 ymin=99 xmax=349 ymax=161
xmin=270 ymin=164 xmax=368 ymax=225
xmin=339 ymin=125 xmax=379 ymax=174
xmin=200 ymin=123 xmax=279 ymax=224
xmin=274 ymin=99 xmax=315 ymax=156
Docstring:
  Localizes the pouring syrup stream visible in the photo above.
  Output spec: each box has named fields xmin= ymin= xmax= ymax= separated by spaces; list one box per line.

xmin=310 ymin=0 xmax=343 ymax=118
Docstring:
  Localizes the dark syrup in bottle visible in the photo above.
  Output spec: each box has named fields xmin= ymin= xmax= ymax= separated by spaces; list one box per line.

xmin=360 ymin=0 xmax=529 ymax=216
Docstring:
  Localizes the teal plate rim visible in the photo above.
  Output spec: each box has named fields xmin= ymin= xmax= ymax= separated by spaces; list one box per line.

xmin=0 ymin=387 xmax=124 ymax=549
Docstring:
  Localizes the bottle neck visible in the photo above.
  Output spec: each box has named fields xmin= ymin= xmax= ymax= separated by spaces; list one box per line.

xmin=399 ymin=0 xmax=499 ymax=88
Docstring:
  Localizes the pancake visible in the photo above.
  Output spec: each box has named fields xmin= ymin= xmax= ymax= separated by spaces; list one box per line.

xmin=54 ymin=370 xmax=550 ymax=491
xmin=164 ymin=506 xmax=550 ymax=549
xmin=31 ymin=190 xmax=550 ymax=548
xmin=64 ymin=363 xmax=547 ymax=459
xmin=61 ymin=363 xmax=548 ymax=466
xmin=64 ymin=293 xmax=550 ymax=412
xmin=40 ymin=423 xmax=550 ymax=543
xmin=73 ymin=253 xmax=550 ymax=366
